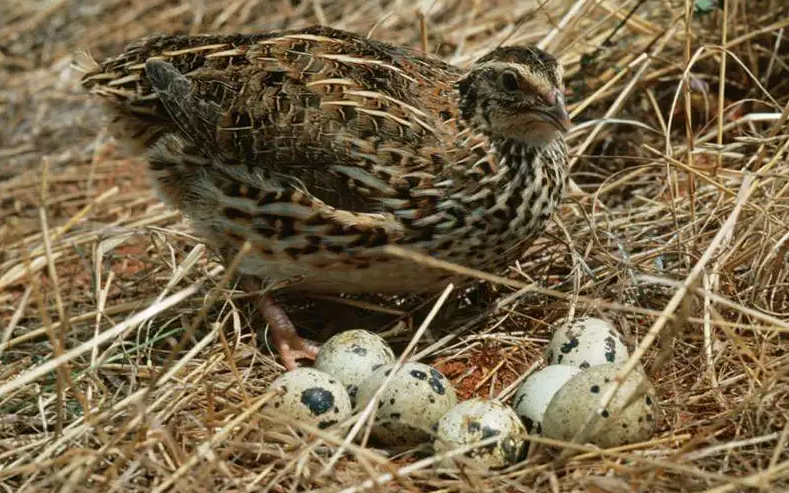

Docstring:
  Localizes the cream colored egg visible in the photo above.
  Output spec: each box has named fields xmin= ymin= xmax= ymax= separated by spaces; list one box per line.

xmin=545 ymin=317 xmax=629 ymax=369
xmin=314 ymin=330 xmax=395 ymax=405
xmin=434 ymin=398 xmax=528 ymax=469
xmin=264 ymin=367 xmax=352 ymax=430
xmin=512 ymin=365 xmax=582 ymax=434
xmin=356 ymin=362 xmax=457 ymax=446
xmin=542 ymin=363 xmax=658 ymax=448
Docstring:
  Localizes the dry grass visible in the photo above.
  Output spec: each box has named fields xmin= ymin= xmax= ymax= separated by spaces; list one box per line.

xmin=2 ymin=0 xmax=789 ymax=491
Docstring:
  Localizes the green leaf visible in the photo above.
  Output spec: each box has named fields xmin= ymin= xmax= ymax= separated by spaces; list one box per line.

xmin=694 ymin=0 xmax=719 ymax=17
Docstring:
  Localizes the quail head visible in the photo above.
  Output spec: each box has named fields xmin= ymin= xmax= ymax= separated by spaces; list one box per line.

xmin=76 ymin=25 xmax=571 ymax=369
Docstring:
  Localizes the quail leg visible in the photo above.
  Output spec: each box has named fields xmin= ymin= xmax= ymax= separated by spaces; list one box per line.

xmin=241 ymin=278 xmax=320 ymax=370
xmin=259 ymin=294 xmax=320 ymax=370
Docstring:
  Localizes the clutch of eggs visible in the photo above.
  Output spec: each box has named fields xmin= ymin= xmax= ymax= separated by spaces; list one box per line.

xmin=512 ymin=317 xmax=658 ymax=448
xmin=312 ymin=329 xmax=458 ymax=446
xmin=263 ymin=329 xmax=392 ymax=431
xmin=266 ymin=330 xmax=457 ymax=446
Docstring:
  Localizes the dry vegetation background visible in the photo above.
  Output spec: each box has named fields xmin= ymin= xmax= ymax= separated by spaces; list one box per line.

xmin=2 ymin=0 xmax=789 ymax=491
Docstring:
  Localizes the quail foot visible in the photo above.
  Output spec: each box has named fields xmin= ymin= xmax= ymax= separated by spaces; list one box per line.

xmin=241 ymin=277 xmax=320 ymax=370
xmin=76 ymin=25 xmax=571 ymax=369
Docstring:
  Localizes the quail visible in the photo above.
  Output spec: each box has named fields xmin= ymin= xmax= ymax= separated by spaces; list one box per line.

xmin=76 ymin=25 xmax=571 ymax=370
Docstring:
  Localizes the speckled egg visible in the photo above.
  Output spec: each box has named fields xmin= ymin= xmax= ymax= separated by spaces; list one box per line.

xmin=544 ymin=317 xmax=630 ymax=369
xmin=434 ymin=398 xmax=528 ymax=469
xmin=512 ymin=365 xmax=582 ymax=434
xmin=355 ymin=362 xmax=457 ymax=446
xmin=314 ymin=330 xmax=395 ymax=405
xmin=264 ymin=367 xmax=352 ymax=430
xmin=542 ymin=363 xmax=658 ymax=448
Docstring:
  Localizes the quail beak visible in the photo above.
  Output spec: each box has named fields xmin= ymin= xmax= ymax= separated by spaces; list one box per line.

xmin=535 ymin=89 xmax=571 ymax=132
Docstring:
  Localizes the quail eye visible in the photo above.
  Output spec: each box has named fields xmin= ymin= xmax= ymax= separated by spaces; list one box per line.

xmin=499 ymin=71 xmax=520 ymax=92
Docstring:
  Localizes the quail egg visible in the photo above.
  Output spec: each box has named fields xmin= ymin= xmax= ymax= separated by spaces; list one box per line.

xmin=314 ymin=329 xmax=395 ymax=405
xmin=545 ymin=317 xmax=629 ymax=369
xmin=542 ymin=363 xmax=658 ymax=448
xmin=264 ymin=367 xmax=352 ymax=430
xmin=356 ymin=362 xmax=457 ymax=446
xmin=434 ymin=398 xmax=528 ymax=469
xmin=512 ymin=365 xmax=582 ymax=434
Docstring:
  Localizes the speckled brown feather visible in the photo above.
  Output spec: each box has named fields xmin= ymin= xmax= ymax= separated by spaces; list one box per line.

xmin=77 ymin=25 xmax=569 ymax=294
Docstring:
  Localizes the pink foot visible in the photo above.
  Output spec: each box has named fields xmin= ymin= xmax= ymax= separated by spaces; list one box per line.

xmin=259 ymin=293 xmax=320 ymax=370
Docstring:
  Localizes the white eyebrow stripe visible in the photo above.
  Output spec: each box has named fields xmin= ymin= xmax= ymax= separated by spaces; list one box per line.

xmin=514 ymin=66 xmax=553 ymax=98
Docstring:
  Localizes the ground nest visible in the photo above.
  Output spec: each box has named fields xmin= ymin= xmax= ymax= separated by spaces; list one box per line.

xmin=1 ymin=0 xmax=789 ymax=492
